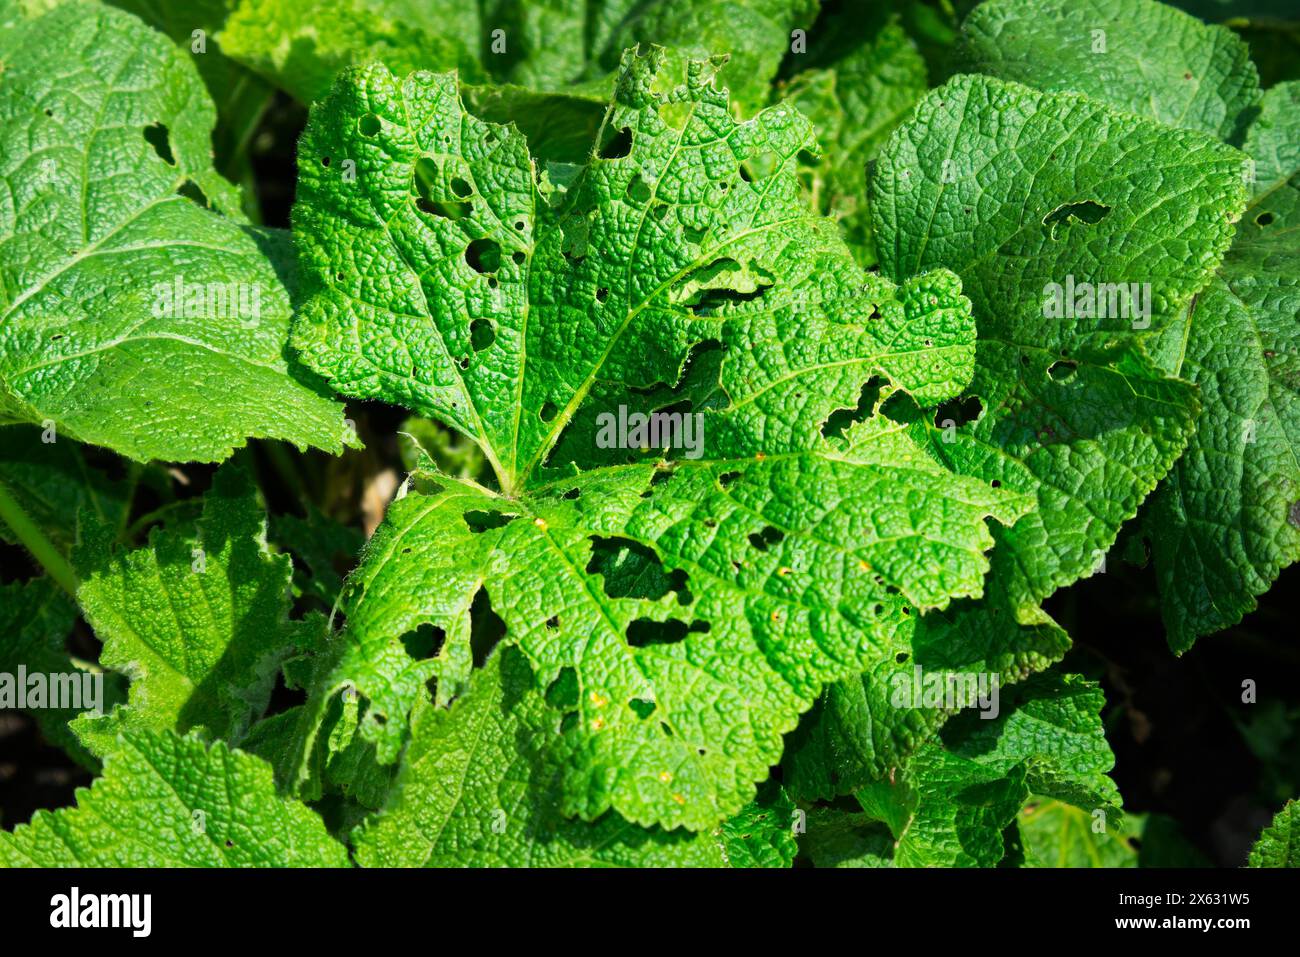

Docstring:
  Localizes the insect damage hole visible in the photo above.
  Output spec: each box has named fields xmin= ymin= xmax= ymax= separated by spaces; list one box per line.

xmin=176 ymin=180 xmax=209 ymax=208
xmin=358 ymin=113 xmax=382 ymax=136
xmin=598 ymin=125 xmax=633 ymax=159
xmin=469 ymin=588 xmax=506 ymax=668
xmin=933 ymin=394 xmax=983 ymax=429
xmin=1047 ymin=359 xmax=1078 ymax=381
xmin=400 ymin=622 xmax=447 ymax=660
xmin=463 ymin=509 xmax=517 ymax=532
xmin=747 ymin=526 xmax=785 ymax=552
xmin=1042 ymin=200 xmax=1111 ymax=240
xmin=822 ymin=376 xmax=885 ymax=439
xmin=470 ymin=317 xmax=495 ymax=351
xmin=143 ymin=122 xmax=175 ymax=165
xmin=413 ymin=156 xmax=472 ymax=220
xmin=465 ymin=238 xmax=501 ymax=273
xmin=625 ymin=618 xmax=709 ymax=647
xmin=586 ymin=536 xmax=690 ymax=603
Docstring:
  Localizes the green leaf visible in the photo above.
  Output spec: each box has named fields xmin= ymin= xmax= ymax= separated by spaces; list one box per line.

xmin=799 ymin=806 xmax=896 ymax=868
xmin=872 ymin=72 xmax=1245 ymax=613
xmin=0 ymin=3 xmax=353 ymax=463
xmin=960 ymin=0 xmax=1261 ymax=143
xmin=1248 ymin=798 xmax=1299 ymax=867
xmin=0 ymin=427 xmax=132 ymax=552
xmin=0 ymin=576 xmax=123 ymax=766
xmin=221 ymin=0 xmax=483 ymax=105
xmin=285 ymin=50 xmax=1033 ymax=831
xmin=1016 ymin=798 xmax=1139 ymax=868
xmin=942 ymin=672 xmax=1122 ymax=820
xmin=841 ymin=671 xmax=1121 ymax=867
xmin=855 ymin=744 xmax=1028 ymax=867
xmin=596 ymin=0 xmax=818 ymax=115
xmin=797 ymin=669 xmax=1124 ymax=867
xmin=0 ymin=729 xmax=348 ymax=866
xmin=719 ymin=779 xmax=799 ymax=867
xmin=958 ymin=3 xmax=1298 ymax=650
xmin=270 ymin=505 xmax=365 ymax=609
xmin=221 ymin=0 xmax=813 ymax=115
xmin=1148 ymin=82 xmax=1300 ymax=650
xmin=781 ymin=17 xmax=928 ymax=265
xmin=355 ymin=646 xmax=758 ymax=867
xmin=108 ymin=0 xmax=276 ymax=198
xmin=72 ymin=464 xmax=324 ymax=753
xmin=782 ymin=578 xmax=1070 ymax=799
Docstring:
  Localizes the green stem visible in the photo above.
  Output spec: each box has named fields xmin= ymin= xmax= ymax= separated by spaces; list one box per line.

xmin=0 ymin=477 xmax=79 ymax=598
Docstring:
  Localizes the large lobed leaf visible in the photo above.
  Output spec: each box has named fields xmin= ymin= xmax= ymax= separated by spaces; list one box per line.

xmin=72 ymin=464 xmax=326 ymax=754
xmin=0 ymin=729 xmax=348 ymax=867
xmin=955 ymin=0 xmax=1299 ymax=650
xmin=284 ymin=48 xmax=1032 ymax=831
xmin=0 ymin=2 xmax=352 ymax=463
xmin=354 ymin=646 xmax=792 ymax=866
xmin=872 ymin=71 xmax=1245 ymax=612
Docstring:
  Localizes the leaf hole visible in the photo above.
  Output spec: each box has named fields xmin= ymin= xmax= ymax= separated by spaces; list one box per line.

xmin=1047 ymin=359 xmax=1078 ymax=382
xmin=598 ymin=125 xmax=633 ymax=159
xmin=933 ymin=394 xmax=983 ymax=429
xmin=747 ymin=525 xmax=784 ymax=552
xmin=463 ymin=509 xmax=517 ymax=532
xmin=400 ymin=622 xmax=446 ymax=660
xmin=629 ymin=698 xmax=656 ymax=720
xmin=822 ymin=376 xmax=884 ymax=439
xmin=465 ymin=237 xmax=501 ymax=273
xmin=143 ymin=122 xmax=175 ymax=166
xmin=587 ymin=536 xmax=689 ymax=602
xmin=470 ymin=317 xmax=495 ymax=351
xmin=358 ymin=113 xmax=382 ymax=136
xmin=540 ymin=401 xmax=558 ymax=422
xmin=626 ymin=172 xmax=652 ymax=204
xmin=469 ymin=588 xmax=506 ymax=667
xmin=626 ymin=618 xmax=708 ymax=647
xmin=1042 ymin=200 xmax=1111 ymax=239
xmin=176 ymin=179 xmax=209 ymax=208
xmin=1256 ymin=211 xmax=1275 ymax=226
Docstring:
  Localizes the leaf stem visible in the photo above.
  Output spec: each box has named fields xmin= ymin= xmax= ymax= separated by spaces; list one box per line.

xmin=0 ymin=477 xmax=79 ymax=598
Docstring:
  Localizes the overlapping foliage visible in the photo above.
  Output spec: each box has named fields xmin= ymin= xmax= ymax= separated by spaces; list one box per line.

xmin=0 ymin=0 xmax=1294 ymax=868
